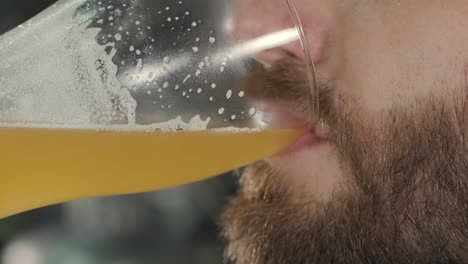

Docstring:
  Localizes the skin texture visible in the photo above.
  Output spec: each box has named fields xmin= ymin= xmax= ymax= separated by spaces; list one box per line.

xmin=220 ymin=1 xmax=468 ymax=263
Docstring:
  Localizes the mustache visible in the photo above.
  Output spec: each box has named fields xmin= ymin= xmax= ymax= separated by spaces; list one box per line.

xmin=243 ymin=60 xmax=338 ymax=127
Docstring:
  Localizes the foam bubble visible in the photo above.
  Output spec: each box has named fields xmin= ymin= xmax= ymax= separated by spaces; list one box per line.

xmin=183 ymin=74 xmax=191 ymax=83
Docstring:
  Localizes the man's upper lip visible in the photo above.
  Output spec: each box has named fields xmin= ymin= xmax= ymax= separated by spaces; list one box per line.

xmin=253 ymin=101 xmax=329 ymax=140
xmin=253 ymin=101 xmax=312 ymax=129
xmin=257 ymin=101 xmax=328 ymax=157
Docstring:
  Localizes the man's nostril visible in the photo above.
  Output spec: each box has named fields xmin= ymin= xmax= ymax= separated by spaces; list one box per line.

xmin=255 ymin=49 xmax=279 ymax=63
xmin=230 ymin=0 xmax=332 ymax=67
xmin=255 ymin=48 xmax=293 ymax=66
xmin=255 ymin=44 xmax=305 ymax=66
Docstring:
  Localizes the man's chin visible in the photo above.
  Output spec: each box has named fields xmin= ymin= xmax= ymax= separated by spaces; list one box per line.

xmin=219 ymin=160 xmax=347 ymax=264
xmin=266 ymin=142 xmax=343 ymax=203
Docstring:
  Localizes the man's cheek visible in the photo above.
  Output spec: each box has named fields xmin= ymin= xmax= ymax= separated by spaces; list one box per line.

xmin=330 ymin=79 xmax=386 ymax=130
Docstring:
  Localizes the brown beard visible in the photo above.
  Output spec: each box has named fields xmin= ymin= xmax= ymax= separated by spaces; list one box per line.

xmin=219 ymin=61 xmax=468 ymax=264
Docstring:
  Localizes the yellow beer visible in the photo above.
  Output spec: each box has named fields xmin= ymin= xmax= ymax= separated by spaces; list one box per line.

xmin=0 ymin=127 xmax=301 ymax=218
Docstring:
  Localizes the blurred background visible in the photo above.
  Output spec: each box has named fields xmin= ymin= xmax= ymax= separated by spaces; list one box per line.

xmin=0 ymin=1 xmax=239 ymax=263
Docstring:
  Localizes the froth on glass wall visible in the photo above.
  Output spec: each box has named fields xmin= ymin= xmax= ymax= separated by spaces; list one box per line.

xmin=0 ymin=0 xmax=237 ymax=263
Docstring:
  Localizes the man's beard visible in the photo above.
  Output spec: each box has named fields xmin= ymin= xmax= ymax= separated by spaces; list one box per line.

xmin=219 ymin=61 xmax=468 ymax=264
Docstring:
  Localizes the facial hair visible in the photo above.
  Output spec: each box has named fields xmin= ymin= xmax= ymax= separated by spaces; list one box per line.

xmin=219 ymin=61 xmax=468 ymax=264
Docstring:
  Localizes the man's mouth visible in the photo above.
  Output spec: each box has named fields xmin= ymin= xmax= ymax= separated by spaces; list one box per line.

xmin=278 ymin=128 xmax=327 ymax=156
xmin=254 ymin=101 xmax=328 ymax=157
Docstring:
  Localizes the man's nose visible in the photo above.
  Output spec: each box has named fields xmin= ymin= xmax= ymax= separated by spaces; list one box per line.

xmin=230 ymin=0 xmax=331 ymax=66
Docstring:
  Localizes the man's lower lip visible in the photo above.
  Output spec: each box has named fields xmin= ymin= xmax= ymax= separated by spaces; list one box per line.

xmin=275 ymin=130 xmax=327 ymax=157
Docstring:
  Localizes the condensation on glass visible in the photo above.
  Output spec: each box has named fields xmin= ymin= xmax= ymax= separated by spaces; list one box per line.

xmin=0 ymin=0 xmax=313 ymax=132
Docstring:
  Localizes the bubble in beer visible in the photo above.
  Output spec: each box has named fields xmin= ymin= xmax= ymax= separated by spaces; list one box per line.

xmin=183 ymin=74 xmax=191 ymax=83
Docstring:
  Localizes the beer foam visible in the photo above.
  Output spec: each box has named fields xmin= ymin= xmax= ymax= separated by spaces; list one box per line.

xmin=0 ymin=2 xmax=135 ymax=126
xmin=0 ymin=115 xmax=213 ymax=132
